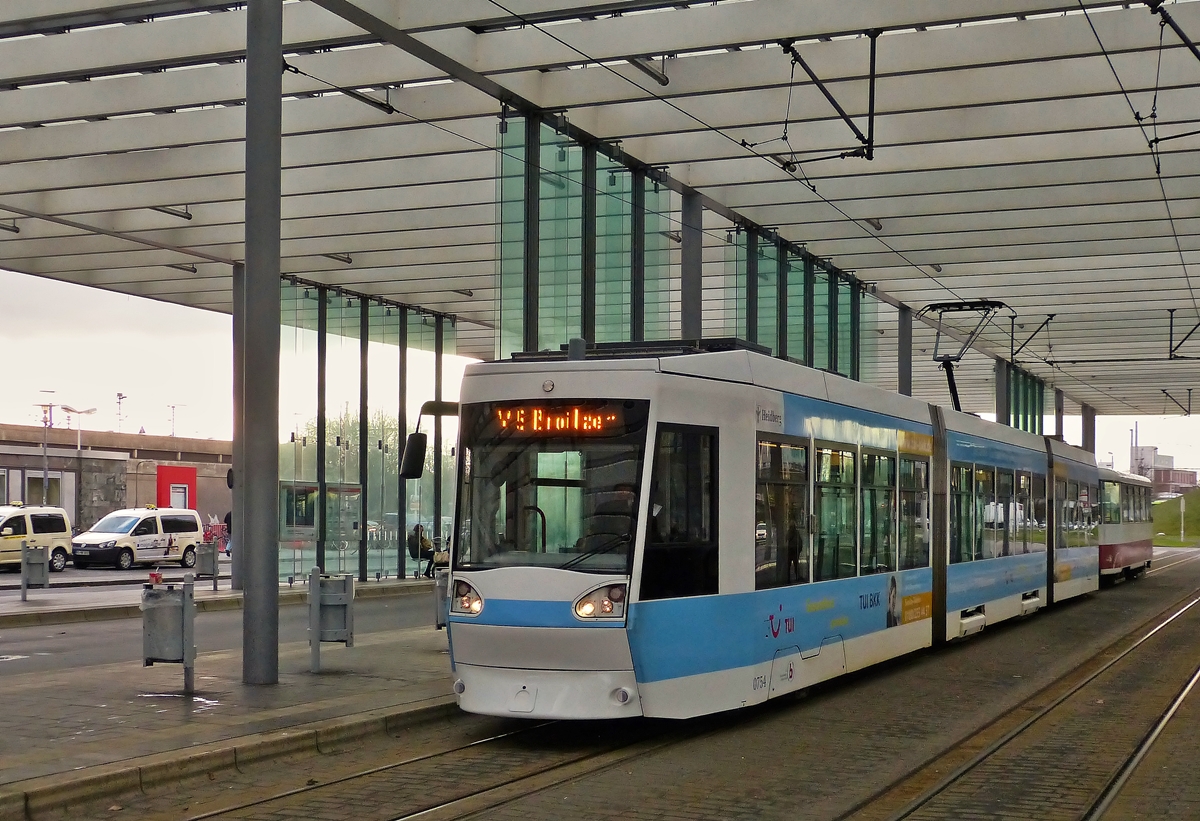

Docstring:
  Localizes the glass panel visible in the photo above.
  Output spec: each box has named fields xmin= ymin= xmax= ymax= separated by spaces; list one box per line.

xmin=1056 ymin=479 xmax=1068 ymax=553
xmin=814 ymin=446 xmax=855 ymax=581
xmin=1086 ymin=484 xmax=1100 ymax=547
xmin=595 ymin=156 xmax=631 ymax=344
xmin=728 ymin=231 xmax=749 ymax=341
xmin=950 ymin=463 xmax=975 ymax=563
xmin=1067 ymin=481 xmax=1081 ymax=546
xmin=899 ymin=459 xmax=929 ymax=569
xmin=368 ymin=302 xmax=402 ymax=579
xmin=756 ymin=242 xmax=779 ymax=355
xmin=325 ymin=295 xmax=362 ymax=575
xmin=497 ymin=116 xmax=526 ymax=359
xmin=1016 ymin=472 xmax=1031 ymax=554
xmin=755 ymin=440 xmax=809 ymax=590
xmin=837 ymin=276 xmax=853 ymax=377
xmin=860 ymin=453 xmax=895 ymax=574
xmin=785 ymin=251 xmax=806 ymax=363
xmin=538 ymin=125 xmax=582 ymax=351
xmin=406 ymin=312 xmax=437 ymax=578
xmin=812 ymin=265 xmax=831 ymax=371
xmin=279 ymin=280 xmax=319 ymax=582
xmin=644 ymin=179 xmax=679 ymax=341
xmin=440 ymin=320 xmax=460 ymax=554
xmin=457 ymin=399 xmax=650 ymax=573
xmin=642 ymin=425 xmax=719 ymax=600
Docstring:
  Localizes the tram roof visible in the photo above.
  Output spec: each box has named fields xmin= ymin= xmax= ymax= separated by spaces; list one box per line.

xmin=2 ymin=0 xmax=1200 ymax=415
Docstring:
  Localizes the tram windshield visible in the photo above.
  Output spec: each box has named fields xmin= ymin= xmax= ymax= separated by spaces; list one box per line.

xmin=455 ymin=399 xmax=650 ymax=573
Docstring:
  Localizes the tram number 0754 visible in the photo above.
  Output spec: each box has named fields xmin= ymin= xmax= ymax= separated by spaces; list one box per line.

xmin=752 ymin=674 xmax=768 ymax=691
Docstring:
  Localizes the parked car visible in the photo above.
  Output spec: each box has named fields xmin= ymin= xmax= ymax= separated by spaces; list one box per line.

xmin=0 ymin=502 xmax=73 ymax=572
xmin=72 ymin=506 xmax=203 ymax=569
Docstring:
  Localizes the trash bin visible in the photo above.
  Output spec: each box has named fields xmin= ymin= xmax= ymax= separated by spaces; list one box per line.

xmin=141 ymin=576 xmax=197 ymax=693
xmin=434 ymin=568 xmax=450 ymax=629
xmin=196 ymin=542 xmax=218 ymax=580
xmin=308 ymin=568 xmax=354 ymax=673
xmin=20 ymin=542 xmax=50 ymax=601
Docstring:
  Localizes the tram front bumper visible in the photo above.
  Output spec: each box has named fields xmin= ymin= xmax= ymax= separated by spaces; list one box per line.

xmin=454 ymin=663 xmax=642 ymax=719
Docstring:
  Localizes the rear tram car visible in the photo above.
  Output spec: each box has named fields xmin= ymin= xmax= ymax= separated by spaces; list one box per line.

xmin=442 ymin=346 xmax=1117 ymax=720
xmin=1097 ymin=467 xmax=1154 ymax=583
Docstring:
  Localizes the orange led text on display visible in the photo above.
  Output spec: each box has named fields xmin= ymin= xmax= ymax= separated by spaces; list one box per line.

xmin=495 ymin=406 xmax=620 ymax=433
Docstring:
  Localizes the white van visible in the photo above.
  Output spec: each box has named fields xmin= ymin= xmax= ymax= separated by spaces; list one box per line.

xmin=72 ymin=506 xmax=203 ymax=570
xmin=0 ymin=503 xmax=74 ymax=572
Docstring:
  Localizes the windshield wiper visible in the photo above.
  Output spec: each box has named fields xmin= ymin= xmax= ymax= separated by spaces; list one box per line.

xmin=559 ymin=533 xmax=631 ymax=572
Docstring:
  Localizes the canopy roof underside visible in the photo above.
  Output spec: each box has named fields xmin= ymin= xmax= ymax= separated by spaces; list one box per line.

xmin=4 ymin=0 xmax=1200 ymax=416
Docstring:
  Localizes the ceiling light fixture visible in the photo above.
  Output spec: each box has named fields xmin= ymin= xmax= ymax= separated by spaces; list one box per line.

xmin=864 ymin=217 xmax=882 ymax=231
xmin=150 ymin=205 xmax=192 ymax=221
xmin=628 ymin=56 xmax=670 ymax=86
xmin=323 ymin=252 xmax=353 ymax=265
xmin=0 ymin=220 xmax=18 ymax=234
xmin=452 ymin=289 xmax=474 ymax=298
xmin=166 ymin=263 xmax=197 ymax=273
xmin=930 ymin=263 xmax=943 ymax=273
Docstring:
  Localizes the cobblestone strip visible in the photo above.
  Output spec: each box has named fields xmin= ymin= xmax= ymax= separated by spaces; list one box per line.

xmin=899 ymin=599 xmax=1200 ymax=821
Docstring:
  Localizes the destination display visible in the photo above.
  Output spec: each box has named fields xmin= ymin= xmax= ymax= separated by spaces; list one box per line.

xmin=494 ymin=404 xmax=623 ymax=434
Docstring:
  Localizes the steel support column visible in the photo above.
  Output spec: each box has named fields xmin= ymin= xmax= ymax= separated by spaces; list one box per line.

xmin=898 ymin=304 xmax=913 ymax=396
xmin=397 ymin=308 xmax=408 ymax=578
xmin=316 ymin=289 xmax=327 ymax=571
xmin=681 ymin=191 xmax=703 ymax=340
xmin=433 ymin=316 xmax=444 ymax=547
xmin=1055 ymin=388 xmax=1065 ymax=441
xmin=995 ymin=359 xmax=1010 ymax=426
xmin=1082 ymin=404 xmax=1097 ymax=454
xmin=358 ymin=297 xmax=368 ymax=583
xmin=231 ymin=261 xmax=245 ymax=590
xmin=242 ymin=0 xmax=282 ymax=686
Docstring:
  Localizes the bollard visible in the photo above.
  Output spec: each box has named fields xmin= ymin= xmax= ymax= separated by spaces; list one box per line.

xmin=142 ymin=573 xmax=196 ymax=695
xmin=20 ymin=541 xmax=50 ymax=602
xmin=308 ymin=567 xmax=354 ymax=673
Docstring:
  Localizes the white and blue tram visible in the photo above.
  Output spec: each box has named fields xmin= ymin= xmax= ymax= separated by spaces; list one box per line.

xmin=443 ymin=346 xmax=1103 ymax=720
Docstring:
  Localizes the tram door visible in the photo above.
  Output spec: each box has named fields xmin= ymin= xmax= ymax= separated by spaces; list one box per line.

xmin=1053 ymin=478 xmax=1068 ymax=584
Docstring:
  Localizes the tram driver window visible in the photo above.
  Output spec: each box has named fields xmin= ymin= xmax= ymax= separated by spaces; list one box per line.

xmin=640 ymin=425 xmax=718 ymax=601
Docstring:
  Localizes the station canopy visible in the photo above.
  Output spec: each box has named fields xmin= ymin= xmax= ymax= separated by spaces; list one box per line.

xmin=3 ymin=0 xmax=1200 ymax=416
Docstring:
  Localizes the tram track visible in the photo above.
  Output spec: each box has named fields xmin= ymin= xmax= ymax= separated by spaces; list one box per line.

xmin=840 ymin=579 xmax=1200 ymax=821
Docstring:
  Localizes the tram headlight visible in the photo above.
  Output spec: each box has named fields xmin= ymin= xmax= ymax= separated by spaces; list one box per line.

xmin=574 ymin=584 xmax=627 ymax=620
xmin=451 ymin=580 xmax=484 ymax=616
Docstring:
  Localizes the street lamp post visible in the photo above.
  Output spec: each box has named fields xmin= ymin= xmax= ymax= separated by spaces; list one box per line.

xmin=62 ymin=405 xmax=98 ymax=452
xmin=37 ymin=391 xmax=55 ymax=506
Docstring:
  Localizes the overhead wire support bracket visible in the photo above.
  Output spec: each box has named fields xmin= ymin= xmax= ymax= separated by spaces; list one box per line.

xmin=1168 ymin=307 xmax=1200 ymax=358
xmin=1012 ymin=314 xmax=1055 ymax=361
xmin=1145 ymin=1 xmax=1200 ymax=67
xmin=1162 ymin=388 xmax=1192 ymax=416
xmin=779 ymin=30 xmax=878 ymax=160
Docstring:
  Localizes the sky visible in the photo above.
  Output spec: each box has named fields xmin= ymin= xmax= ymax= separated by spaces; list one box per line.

xmin=2 ymin=268 xmax=1197 ymax=473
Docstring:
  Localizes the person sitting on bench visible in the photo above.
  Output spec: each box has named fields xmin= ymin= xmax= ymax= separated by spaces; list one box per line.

xmin=407 ymin=524 xmax=435 ymax=578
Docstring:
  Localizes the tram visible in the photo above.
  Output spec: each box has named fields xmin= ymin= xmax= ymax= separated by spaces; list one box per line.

xmin=435 ymin=344 xmax=1115 ymax=720
xmin=1097 ymin=467 xmax=1154 ymax=582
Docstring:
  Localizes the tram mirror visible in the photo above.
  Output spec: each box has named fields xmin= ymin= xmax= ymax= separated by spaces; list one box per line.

xmin=399 ymin=432 xmax=427 ymax=480
xmin=226 ymin=468 xmax=234 ymax=489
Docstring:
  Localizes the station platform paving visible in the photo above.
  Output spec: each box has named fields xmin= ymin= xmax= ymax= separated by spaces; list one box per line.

xmin=0 ymin=574 xmax=454 ymax=820
xmin=5 ymin=549 xmax=1200 ymax=821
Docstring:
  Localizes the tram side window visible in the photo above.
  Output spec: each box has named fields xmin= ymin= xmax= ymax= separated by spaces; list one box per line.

xmin=1088 ymin=484 xmax=1101 ymax=546
xmin=1031 ymin=473 xmax=1047 ymax=554
xmin=950 ymin=463 xmax=975 ymax=563
xmin=899 ymin=458 xmax=930 ymax=569
xmin=755 ymin=440 xmax=809 ymax=590
xmin=996 ymin=469 xmax=1015 ymax=557
xmin=1066 ymin=482 xmax=1081 ymax=547
xmin=860 ymin=453 xmax=896 ymax=575
xmin=977 ymin=467 xmax=998 ymax=559
xmin=814 ymin=447 xmax=856 ymax=581
xmin=640 ymin=425 xmax=719 ymax=601
xmin=1102 ymin=481 xmax=1121 ymax=524
xmin=1016 ymin=472 xmax=1031 ymax=554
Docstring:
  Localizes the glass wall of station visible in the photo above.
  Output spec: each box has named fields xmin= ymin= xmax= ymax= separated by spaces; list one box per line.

xmin=1006 ymin=365 xmax=1046 ymax=435
xmin=495 ymin=112 xmax=919 ymax=387
xmin=278 ymin=277 xmax=456 ymax=584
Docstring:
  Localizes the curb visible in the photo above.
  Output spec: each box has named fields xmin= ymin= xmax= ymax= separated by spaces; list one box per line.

xmin=0 ymin=580 xmax=434 ymax=628
xmin=0 ymin=696 xmax=458 ymax=821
